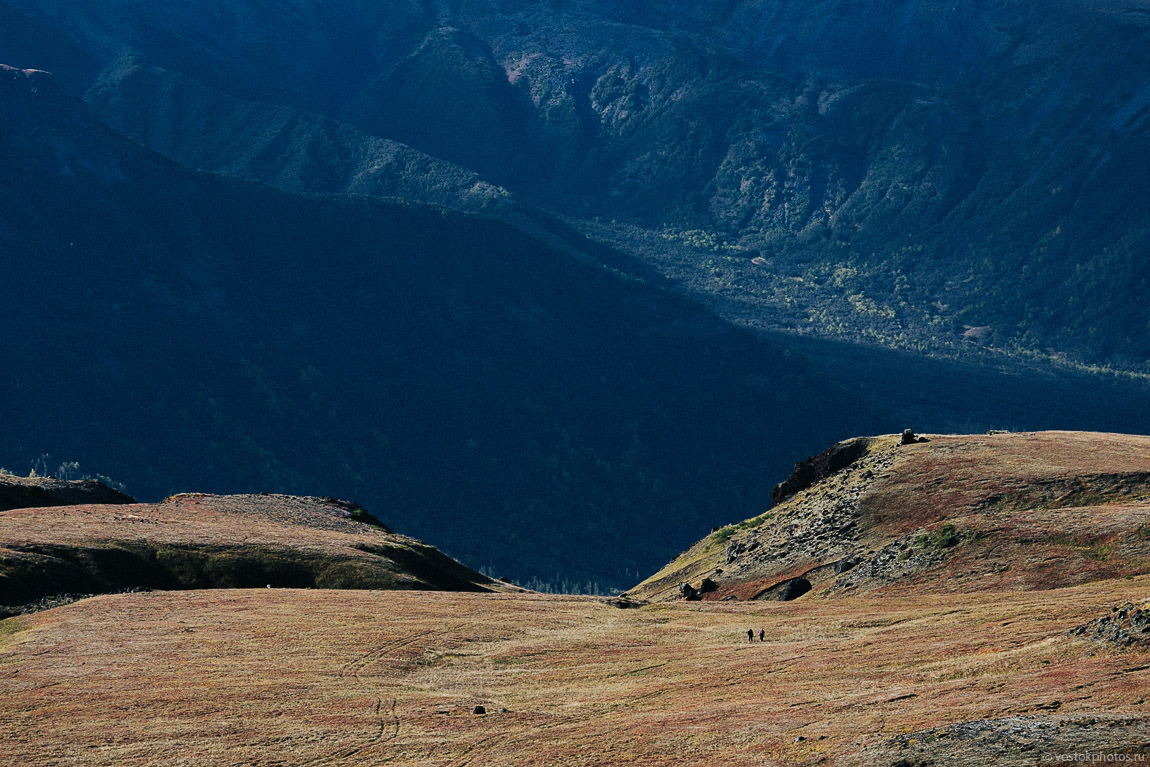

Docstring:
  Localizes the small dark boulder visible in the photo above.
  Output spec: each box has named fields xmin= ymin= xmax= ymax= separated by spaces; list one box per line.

xmin=834 ymin=557 xmax=859 ymax=574
xmin=699 ymin=577 xmax=718 ymax=593
xmin=900 ymin=429 xmax=929 ymax=445
xmin=473 ymin=705 xmax=486 ymax=715
xmin=679 ymin=582 xmax=700 ymax=601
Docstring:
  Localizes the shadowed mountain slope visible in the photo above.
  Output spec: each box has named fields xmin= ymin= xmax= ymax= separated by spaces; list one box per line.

xmin=82 ymin=57 xmax=514 ymax=213
xmin=632 ymin=431 xmax=1150 ymax=601
xmin=0 ymin=65 xmax=887 ymax=590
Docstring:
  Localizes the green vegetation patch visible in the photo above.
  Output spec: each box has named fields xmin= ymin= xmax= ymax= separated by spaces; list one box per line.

xmin=346 ymin=505 xmax=391 ymax=531
xmin=1046 ymin=534 xmax=1116 ymax=562
xmin=0 ymin=616 xmax=29 ymax=650
xmin=708 ymin=512 xmax=774 ymax=548
xmin=916 ymin=523 xmax=961 ymax=551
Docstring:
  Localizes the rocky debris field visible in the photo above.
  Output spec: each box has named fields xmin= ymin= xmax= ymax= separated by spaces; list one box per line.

xmin=1071 ymin=602 xmax=1150 ymax=649
xmin=856 ymin=715 xmax=1150 ymax=767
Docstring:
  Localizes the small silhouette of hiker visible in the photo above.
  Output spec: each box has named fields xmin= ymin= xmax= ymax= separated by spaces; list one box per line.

xmin=747 ymin=628 xmax=754 ymax=642
xmin=758 ymin=628 xmax=765 ymax=642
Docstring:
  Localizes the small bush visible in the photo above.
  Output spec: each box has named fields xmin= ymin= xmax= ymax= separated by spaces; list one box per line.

xmin=917 ymin=523 xmax=960 ymax=551
xmin=710 ymin=527 xmax=736 ymax=545
xmin=347 ymin=506 xmax=390 ymax=531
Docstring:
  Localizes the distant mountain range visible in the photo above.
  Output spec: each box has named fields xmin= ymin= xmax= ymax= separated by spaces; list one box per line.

xmin=2 ymin=0 xmax=1149 ymax=590
xmin=3 ymin=0 xmax=1148 ymax=367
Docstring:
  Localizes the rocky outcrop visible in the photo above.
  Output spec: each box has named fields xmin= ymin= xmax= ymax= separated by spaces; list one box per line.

xmin=853 ymin=715 xmax=1150 ymax=767
xmin=1070 ymin=602 xmax=1150 ymax=649
xmin=0 ymin=476 xmax=135 ymax=512
xmin=771 ymin=437 xmax=872 ymax=507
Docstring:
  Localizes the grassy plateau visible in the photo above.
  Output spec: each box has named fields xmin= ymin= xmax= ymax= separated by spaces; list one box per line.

xmin=1 ymin=584 xmax=1148 ymax=766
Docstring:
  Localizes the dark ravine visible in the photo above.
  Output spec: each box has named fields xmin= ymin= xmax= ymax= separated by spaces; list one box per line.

xmin=0 ymin=63 xmax=888 ymax=591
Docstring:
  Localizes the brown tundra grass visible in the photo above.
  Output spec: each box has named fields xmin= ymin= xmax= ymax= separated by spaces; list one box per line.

xmin=2 ymin=580 xmax=1148 ymax=766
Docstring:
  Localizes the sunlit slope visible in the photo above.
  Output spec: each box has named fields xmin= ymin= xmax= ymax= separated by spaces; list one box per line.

xmin=1 ymin=585 xmax=1147 ymax=766
xmin=0 ymin=493 xmax=511 ymax=607
xmin=632 ymin=431 xmax=1150 ymax=602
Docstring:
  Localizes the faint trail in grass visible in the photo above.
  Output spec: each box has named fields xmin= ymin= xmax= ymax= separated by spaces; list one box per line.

xmin=298 ymin=632 xmax=430 ymax=766
xmin=612 ymin=662 xmax=668 ymax=677
xmin=455 ymin=732 xmax=506 ymax=767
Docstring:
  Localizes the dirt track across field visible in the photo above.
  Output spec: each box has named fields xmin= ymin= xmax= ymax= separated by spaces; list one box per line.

xmin=2 ymin=583 xmax=1149 ymax=765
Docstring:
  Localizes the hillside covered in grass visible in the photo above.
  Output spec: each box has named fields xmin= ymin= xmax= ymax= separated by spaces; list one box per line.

xmin=633 ymin=430 xmax=1150 ymax=601
xmin=0 ymin=486 xmax=512 ymax=613
xmin=3 ymin=583 xmax=1148 ymax=765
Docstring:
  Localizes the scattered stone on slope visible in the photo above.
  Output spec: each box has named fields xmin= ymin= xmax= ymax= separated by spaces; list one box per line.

xmin=826 ymin=525 xmax=968 ymax=595
xmin=718 ymin=440 xmax=901 ymax=593
xmin=1070 ymin=602 xmax=1150 ymax=648
xmin=853 ymin=715 xmax=1150 ymax=767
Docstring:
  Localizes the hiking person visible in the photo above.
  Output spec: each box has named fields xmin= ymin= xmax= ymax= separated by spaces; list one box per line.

xmin=747 ymin=628 xmax=754 ymax=642
xmin=758 ymin=628 xmax=765 ymax=642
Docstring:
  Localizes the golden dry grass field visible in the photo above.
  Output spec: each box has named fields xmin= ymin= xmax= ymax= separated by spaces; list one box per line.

xmin=3 ymin=581 xmax=1149 ymax=766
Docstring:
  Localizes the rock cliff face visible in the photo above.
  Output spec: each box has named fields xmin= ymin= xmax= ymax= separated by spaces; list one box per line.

xmin=632 ymin=431 xmax=1150 ymax=601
